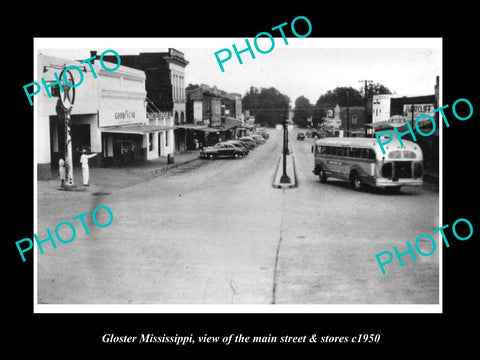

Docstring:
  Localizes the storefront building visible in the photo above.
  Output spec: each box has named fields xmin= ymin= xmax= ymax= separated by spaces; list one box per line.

xmin=367 ymin=91 xmax=439 ymax=179
xmin=103 ymin=48 xmax=189 ymax=154
xmin=37 ymin=53 xmax=173 ymax=180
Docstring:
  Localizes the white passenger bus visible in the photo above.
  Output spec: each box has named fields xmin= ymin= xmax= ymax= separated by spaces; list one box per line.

xmin=312 ymin=137 xmax=423 ymax=191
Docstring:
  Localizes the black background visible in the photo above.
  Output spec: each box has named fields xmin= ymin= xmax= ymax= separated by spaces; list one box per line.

xmin=6 ymin=4 xmax=478 ymax=356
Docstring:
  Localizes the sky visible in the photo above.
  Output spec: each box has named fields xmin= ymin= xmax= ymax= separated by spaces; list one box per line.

xmin=37 ymin=38 xmax=441 ymax=107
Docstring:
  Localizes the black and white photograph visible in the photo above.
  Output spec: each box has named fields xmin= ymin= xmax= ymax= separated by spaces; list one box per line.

xmin=33 ymin=38 xmax=441 ymax=311
xmin=7 ymin=7 xmax=478 ymax=355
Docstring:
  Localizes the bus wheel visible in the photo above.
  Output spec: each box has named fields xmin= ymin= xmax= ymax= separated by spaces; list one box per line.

xmin=319 ymin=169 xmax=327 ymax=183
xmin=350 ymin=171 xmax=362 ymax=190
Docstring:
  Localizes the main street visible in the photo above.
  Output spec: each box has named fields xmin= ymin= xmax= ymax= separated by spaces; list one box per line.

xmin=37 ymin=128 xmax=439 ymax=305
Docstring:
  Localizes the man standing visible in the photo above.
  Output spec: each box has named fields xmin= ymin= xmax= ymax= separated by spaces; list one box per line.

xmin=80 ymin=149 xmax=98 ymax=186
xmin=58 ymin=157 xmax=66 ymax=188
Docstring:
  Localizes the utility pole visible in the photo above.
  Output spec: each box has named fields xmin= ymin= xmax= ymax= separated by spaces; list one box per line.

xmin=56 ymin=68 xmax=76 ymax=188
xmin=359 ymin=80 xmax=373 ymax=136
xmin=346 ymin=90 xmax=349 ymax=137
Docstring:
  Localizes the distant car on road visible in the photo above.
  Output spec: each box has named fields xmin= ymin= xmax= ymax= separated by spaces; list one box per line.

xmin=200 ymin=142 xmax=246 ymax=159
xmin=297 ymin=132 xmax=305 ymax=140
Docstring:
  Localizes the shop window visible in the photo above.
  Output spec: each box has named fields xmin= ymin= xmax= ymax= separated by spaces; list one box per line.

xmin=149 ymin=133 xmax=153 ymax=151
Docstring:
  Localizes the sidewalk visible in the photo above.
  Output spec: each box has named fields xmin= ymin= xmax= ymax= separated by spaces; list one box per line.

xmin=37 ymin=151 xmax=201 ymax=196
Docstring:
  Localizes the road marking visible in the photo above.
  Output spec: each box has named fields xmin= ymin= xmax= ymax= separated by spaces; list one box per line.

xmin=271 ymin=190 xmax=287 ymax=304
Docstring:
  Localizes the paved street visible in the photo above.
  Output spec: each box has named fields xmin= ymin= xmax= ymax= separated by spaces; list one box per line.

xmin=37 ymin=128 xmax=439 ymax=305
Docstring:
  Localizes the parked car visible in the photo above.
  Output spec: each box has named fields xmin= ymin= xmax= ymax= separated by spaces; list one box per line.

xmin=200 ymin=142 xmax=246 ymax=159
xmin=243 ymin=135 xmax=264 ymax=145
xmin=297 ymin=132 xmax=305 ymax=140
xmin=258 ymin=132 xmax=269 ymax=139
xmin=224 ymin=140 xmax=250 ymax=154
xmin=239 ymin=137 xmax=259 ymax=148
xmin=250 ymin=134 xmax=266 ymax=144
xmin=234 ymin=139 xmax=256 ymax=150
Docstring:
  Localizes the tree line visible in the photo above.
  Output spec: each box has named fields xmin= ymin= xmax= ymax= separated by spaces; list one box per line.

xmin=241 ymin=83 xmax=392 ymax=127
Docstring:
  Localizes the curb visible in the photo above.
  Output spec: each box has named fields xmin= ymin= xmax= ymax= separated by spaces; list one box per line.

xmin=272 ymin=154 xmax=297 ymax=189
xmin=146 ymin=157 xmax=200 ymax=177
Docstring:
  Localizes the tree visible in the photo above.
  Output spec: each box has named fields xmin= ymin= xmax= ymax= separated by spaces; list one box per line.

xmin=242 ymin=86 xmax=290 ymax=127
xmin=292 ymin=96 xmax=313 ymax=127
xmin=313 ymin=87 xmax=363 ymax=127
xmin=361 ymin=82 xmax=393 ymax=97
xmin=315 ymin=87 xmax=364 ymax=108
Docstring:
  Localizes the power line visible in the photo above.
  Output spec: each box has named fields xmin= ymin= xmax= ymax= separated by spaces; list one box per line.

xmin=358 ymin=80 xmax=374 ymax=96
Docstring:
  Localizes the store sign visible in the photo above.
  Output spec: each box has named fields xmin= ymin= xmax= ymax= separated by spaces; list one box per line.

xmin=387 ymin=115 xmax=407 ymax=127
xmin=114 ymin=110 xmax=136 ymax=121
xmin=99 ymin=97 xmax=146 ymax=127
xmin=324 ymin=118 xmax=341 ymax=128
xmin=403 ymin=104 xmax=435 ymax=121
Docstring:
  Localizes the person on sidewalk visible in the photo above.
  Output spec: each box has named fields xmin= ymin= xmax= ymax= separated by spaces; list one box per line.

xmin=80 ymin=149 xmax=98 ymax=186
xmin=58 ymin=157 xmax=66 ymax=188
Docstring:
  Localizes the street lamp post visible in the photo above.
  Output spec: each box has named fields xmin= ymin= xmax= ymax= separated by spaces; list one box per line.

xmin=280 ymin=116 xmax=291 ymax=184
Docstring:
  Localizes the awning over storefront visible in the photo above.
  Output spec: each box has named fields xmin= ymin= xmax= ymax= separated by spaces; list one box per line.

xmin=100 ymin=124 xmax=175 ymax=134
xmin=366 ymin=116 xmax=436 ymax=132
xmin=237 ymin=123 xmax=255 ymax=129
xmin=174 ymin=124 xmax=209 ymax=130
xmin=197 ymin=123 xmax=240 ymax=133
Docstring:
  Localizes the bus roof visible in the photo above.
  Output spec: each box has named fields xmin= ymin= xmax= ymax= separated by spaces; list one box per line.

xmin=315 ymin=136 xmax=422 ymax=155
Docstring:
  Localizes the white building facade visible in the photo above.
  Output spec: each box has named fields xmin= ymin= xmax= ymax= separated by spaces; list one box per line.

xmin=36 ymin=53 xmax=174 ymax=180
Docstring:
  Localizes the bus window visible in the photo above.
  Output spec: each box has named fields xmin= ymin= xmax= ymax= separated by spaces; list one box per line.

xmin=326 ymin=147 xmax=332 ymax=155
xmin=389 ymin=150 xmax=402 ymax=159
xmin=353 ymin=148 xmax=362 ymax=158
xmin=320 ymin=146 xmax=326 ymax=154
xmin=403 ymin=150 xmax=416 ymax=159
xmin=348 ymin=147 xmax=355 ymax=157
xmin=358 ymin=148 xmax=375 ymax=159
xmin=341 ymin=147 xmax=348 ymax=156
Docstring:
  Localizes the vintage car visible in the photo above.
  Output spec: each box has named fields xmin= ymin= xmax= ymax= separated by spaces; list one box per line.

xmin=238 ymin=137 xmax=259 ymax=148
xmin=258 ymin=131 xmax=269 ymax=139
xmin=200 ymin=142 xmax=246 ymax=159
xmin=224 ymin=140 xmax=250 ymax=154
xmin=297 ymin=132 xmax=306 ymax=140
xmin=250 ymin=134 xmax=266 ymax=144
